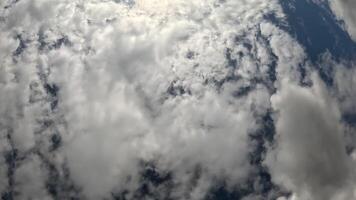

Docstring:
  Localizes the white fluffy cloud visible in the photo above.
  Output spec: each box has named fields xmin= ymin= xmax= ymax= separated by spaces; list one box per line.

xmin=0 ymin=0 xmax=284 ymax=199
xmin=1 ymin=0 xmax=356 ymax=200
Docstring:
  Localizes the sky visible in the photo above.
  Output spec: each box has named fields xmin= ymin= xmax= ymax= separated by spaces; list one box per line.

xmin=0 ymin=0 xmax=356 ymax=200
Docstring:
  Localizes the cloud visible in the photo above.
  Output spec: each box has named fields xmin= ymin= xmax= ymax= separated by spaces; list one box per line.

xmin=14 ymin=155 xmax=52 ymax=199
xmin=330 ymin=0 xmax=356 ymax=41
xmin=333 ymin=63 xmax=356 ymax=114
xmin=0 ymin=0 xmax=286 ymax=199
xmin=55 ymin=5 xmax=266 ymax=196
xmin=1 ymin=0 xmax=356 ymax=199
xmin=266 ymin=74 xmax=356 ymax=200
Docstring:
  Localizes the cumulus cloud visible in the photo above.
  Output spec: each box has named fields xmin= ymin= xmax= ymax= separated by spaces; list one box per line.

xmin=1 ymin=0 xmax=356 ymax=199
xmin=0 ymin=0 xmax=285 ymax=199
xmin=52 ymin=0 xmax=282 ymax=197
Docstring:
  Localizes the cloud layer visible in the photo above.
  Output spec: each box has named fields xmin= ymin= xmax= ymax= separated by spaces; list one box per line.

xmin=0 ymin=0 xmax=356 ymax=200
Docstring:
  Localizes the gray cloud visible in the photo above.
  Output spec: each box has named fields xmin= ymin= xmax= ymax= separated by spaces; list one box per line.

xmin=266 ymin=75 xmax=356 ymax=200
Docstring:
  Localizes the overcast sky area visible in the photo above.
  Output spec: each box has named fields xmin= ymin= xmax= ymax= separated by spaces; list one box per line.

xmin=1 ymin=0 xmax=356 ymax=200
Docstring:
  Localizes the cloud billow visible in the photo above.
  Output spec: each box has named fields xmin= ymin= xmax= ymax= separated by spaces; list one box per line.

xmin=0 ymin=0 xmax=356 ymax=200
